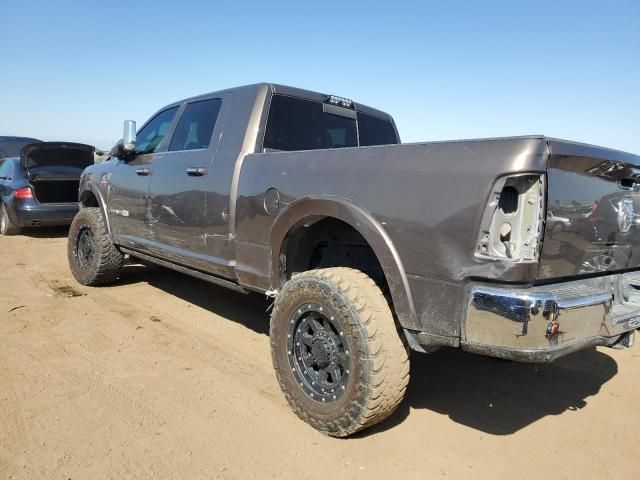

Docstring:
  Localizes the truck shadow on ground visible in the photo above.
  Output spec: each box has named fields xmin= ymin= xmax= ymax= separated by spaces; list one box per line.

xmin=369 ymin=347 xmax=618 ymax=436
xmin=120 ymin=262 xmax=271 ymax=335
xmin=120 ymin=262 xmax=619 ymax=437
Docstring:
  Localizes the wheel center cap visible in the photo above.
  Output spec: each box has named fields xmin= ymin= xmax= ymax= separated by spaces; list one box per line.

xmin=311 ymin=332 xmax=334 ymax=368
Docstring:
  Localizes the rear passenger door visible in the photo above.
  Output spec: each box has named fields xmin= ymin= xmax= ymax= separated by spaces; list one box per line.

xmin=146 ymin=96 xmax=226 ymax=270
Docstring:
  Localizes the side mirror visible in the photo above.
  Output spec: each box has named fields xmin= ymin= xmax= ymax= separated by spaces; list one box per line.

xmin=110 ymin=140 xmax=126 ymax=158
xmin=123 ymin=120 xmax=137 ymax=152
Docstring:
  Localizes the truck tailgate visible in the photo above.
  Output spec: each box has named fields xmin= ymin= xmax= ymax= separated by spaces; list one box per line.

xmin=538 ymin=139 xmax=640 ymax=281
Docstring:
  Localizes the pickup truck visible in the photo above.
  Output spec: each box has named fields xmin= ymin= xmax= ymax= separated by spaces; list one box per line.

xmin=68 ymin=83 xmax=640 ymax=437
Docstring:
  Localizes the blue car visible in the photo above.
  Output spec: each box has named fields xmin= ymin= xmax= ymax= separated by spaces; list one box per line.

xmin=0 ymin=136 xmax=42 ymax=158
xmin=0 ymin=138 xmax=94 ymax=235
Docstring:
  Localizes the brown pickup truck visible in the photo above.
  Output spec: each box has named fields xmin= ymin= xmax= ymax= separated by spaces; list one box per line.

xmin=67 ymin=83 xmax=640 ymax=436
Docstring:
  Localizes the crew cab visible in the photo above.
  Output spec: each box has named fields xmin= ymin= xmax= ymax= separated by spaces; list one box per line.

xmin=67 ymin=83 xmax=640 ymax=436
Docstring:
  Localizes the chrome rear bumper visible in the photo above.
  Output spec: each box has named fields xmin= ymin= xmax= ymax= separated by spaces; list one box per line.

xmin=462 ymin=273 xmax=640 ymax=362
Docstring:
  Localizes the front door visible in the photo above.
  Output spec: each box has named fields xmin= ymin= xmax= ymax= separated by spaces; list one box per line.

xmin=146 ymin=97 xmax=225 ymax=270
xmin=107 ymin=106 xmax=179 ymax=248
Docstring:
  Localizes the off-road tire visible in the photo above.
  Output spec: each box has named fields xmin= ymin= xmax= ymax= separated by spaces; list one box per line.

xmin=270 ymin=267 xmax=410 ymax=437
xmin=68 ymin=207 xmax=124 ymax=285
xmin=0 ymin=204 xmax=20 ymax=235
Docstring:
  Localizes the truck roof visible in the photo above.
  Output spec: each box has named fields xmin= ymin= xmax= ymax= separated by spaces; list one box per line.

xmin=164 ymin=83 xmax=395 ymax=121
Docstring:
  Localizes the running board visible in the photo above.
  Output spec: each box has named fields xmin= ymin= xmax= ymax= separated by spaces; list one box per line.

xmin=120 ymin=247 xmax=249 ymax=294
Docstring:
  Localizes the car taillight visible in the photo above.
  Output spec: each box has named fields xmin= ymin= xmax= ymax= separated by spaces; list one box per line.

xmin=15 ymin=187 xmax=33 ymax=199
xmin=476 ymin=174 xmax=545 ymax=262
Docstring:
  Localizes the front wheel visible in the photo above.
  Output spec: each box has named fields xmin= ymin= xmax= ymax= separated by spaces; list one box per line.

xmin=270 ymin=267 xmax=410 ymax=437
xmin=68 ymin=207 xmax=124 ymax=285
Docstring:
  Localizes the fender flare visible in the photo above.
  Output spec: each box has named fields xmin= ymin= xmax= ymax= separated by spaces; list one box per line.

xmin=79 ymin=181 xmax=113 ymax=237
xmin=269 ymin=196 xmax=419 ymax=330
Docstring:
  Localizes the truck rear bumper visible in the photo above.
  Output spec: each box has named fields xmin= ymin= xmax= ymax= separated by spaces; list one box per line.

xmin=462 ymin=273 xmax=640 ymax=362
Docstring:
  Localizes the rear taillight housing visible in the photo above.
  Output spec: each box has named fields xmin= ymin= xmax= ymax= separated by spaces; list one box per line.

xmin=14 ymin=187 xmax=33 ymax=200
xmin=476 ymin=174 xmax=545 ymax=262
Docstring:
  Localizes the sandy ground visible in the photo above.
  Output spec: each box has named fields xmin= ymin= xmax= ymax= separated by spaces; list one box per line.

xmin=1 ymin=228 xmax=639 ymax=480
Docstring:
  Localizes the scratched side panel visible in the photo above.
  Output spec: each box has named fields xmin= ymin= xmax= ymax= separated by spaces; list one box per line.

xmin=234 ymin=137 xmax=549 ymax=333
xmin=407 ymin=275 xmax=465 ymax=337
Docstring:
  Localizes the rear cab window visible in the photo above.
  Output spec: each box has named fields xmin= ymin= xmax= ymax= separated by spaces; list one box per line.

xmin=263 ymin=94 xmax=398 ymax=152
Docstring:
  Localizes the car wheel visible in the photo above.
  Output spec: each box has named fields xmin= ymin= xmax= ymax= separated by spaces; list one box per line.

xmin=270 ymin=267 xmax=410 ymax=437
xmin=68 ymin=207 xmax=124 ymax=285
xmin=0 ymin=204 xmax=20 ymax=235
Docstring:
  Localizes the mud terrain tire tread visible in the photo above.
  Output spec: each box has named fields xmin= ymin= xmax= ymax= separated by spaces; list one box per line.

xmin=270 ymin=267 xmax=410 ymax=437
xmin=68 ymin=207 xmax=124 ymax=286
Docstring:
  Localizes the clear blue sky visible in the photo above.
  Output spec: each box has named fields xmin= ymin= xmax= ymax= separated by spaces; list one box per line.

xmin=1 ymin=0 xmax=638 ymax=152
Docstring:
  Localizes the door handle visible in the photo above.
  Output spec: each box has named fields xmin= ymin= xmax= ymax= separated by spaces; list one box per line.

xmin=186 ymin=167 xmax=208 ymax=177
xmin=135 ymin=168 xmax=152 ymax=176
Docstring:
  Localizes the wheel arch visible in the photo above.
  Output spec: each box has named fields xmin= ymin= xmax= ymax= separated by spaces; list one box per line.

xmin=79 ymin=182 xmax=112 ymax=237
xmin=269 ymin=196 xmax=419 ymax=330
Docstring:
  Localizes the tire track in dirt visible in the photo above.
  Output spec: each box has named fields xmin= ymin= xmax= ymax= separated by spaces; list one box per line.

xmin=10 ymin=332 xmax=252 ymax=474
xmin=22 ymin=262 xmax=278 ymax=432
xmin=95 ymin=288 xmax=275 ymax=386
xmin=12 ymin=342 xmax=167 ymax=433
xmin=0 ymin=349 xmax=28 ymax=479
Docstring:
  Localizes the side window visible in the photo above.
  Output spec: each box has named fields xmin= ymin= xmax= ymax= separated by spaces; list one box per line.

xmin=135 ymin=106 xmax=179 ymax=154
xmin=0 ymin=160 xmax=12 ymax=180
xmin=169 ymin=98 xmax=222 ymax=152
xmin=264 ymin=95 xmax=324 ymax=151
xmin=357 ymin=113 xmax=398 ymax=146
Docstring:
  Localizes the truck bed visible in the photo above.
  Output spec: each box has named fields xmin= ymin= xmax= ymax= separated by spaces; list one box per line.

xmin=235 ymin=135 xmax=640 ymax=335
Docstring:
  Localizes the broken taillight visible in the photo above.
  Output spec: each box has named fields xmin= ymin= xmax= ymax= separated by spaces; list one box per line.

xmin=15 ymin=187 xmax=33 ymax=199
xmin=476 ymin=174 xmax=545 ymax=262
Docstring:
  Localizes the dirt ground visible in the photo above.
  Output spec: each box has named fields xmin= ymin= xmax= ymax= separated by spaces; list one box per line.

xmin=1 ymin=228 xmax=639 ymax=480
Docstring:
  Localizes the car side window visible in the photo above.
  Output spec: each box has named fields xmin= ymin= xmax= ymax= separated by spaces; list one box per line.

xmin=168 ymin=99 xmax=222 ymax=152
xmin=0 ymin=159 xmax=12 ymax=180
xmin=135 ymin=106 xmax=179 ymax=154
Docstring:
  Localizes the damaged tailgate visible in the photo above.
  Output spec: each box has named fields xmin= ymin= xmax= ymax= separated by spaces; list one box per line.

xmin=538 ymin=139 xmax=640 ymax=280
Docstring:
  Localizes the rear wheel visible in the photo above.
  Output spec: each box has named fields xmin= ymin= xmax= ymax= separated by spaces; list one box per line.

xmin=68 ymin=207 xmax=124 ymax=285
xmin=270 ymin=267 xmax=410 ymax=437
xmin=0 ymin=204 xmax=20 ymax=235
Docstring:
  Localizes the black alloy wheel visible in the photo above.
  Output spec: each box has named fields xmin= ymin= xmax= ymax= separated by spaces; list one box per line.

xmin=74 ymin=225 xmax=96 ymax=269
xmin=288 ymin=303 xmax=352 ymax=403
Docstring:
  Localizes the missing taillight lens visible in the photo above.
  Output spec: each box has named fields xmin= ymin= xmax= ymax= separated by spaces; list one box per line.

xmin=498 ymin=186 xmax=519 ymax=214
xmin=15 ymin=187 xmax=33 ymax=199
xmin=476 ymin=174 xmax=545 ymax=261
